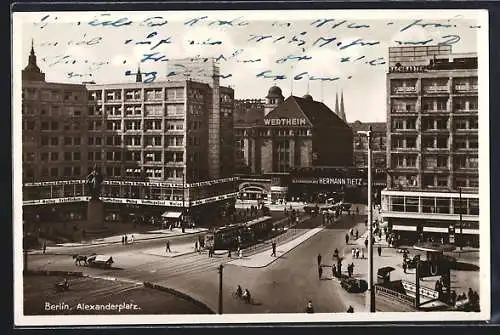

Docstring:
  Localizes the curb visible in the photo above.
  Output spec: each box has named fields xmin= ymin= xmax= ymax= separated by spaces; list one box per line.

xmin=143 ymin=282 xmax=215 ymax=314
xmin=23 ymin=269 xmax=84 ymax=277
xmin=228 ymin=227 xmax=325 ymax=269
xmin=31 ymin=230 xmax=208 ymax=253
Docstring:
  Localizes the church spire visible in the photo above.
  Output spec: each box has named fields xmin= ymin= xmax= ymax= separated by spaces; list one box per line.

xmin=339 ymin=90 xmax=347 ymax=122
xmin=335 ymin=92 xmax=339 ymax=115
xmin=136 ymin=64 xmax=143 ymax=83
xmin=23 ymin=38 xmax=45 ymax=81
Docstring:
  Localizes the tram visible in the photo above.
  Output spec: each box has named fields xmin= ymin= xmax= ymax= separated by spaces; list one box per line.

xmin=204 ymin=216 xmax=273 ymax=250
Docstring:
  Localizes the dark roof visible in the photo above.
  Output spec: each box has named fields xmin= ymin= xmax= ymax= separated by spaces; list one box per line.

xmin=266 ymin=85 xmax=284 ymax=98
xmin=234 ymin=100 xmax=265 ymax=126
xmin=291 ymin=96 xmax=351 ymax=130
xmin=349 ymin=120 xmax=386 ymax=133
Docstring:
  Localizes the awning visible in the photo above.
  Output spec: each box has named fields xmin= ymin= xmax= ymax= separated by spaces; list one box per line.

xmin=161 ymin=211 xmax=182 ymax=219
xmin=423 ymin=226 xmax=448 ymax=233
xmin=392 ymin=224 xmax=417 ymax=231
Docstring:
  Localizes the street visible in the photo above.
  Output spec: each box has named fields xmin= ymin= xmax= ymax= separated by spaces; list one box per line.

xmin=27 ymin=211 xmax=368 ymax=314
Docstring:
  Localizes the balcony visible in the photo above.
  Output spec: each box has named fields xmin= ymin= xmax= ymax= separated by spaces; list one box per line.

xmin=392 ymin=87 xmax=417 ymax=95
xmin=454 ymin=84 xmax=478 ymax=93
xmin=423 ymin=86 xmax=449 ymax=94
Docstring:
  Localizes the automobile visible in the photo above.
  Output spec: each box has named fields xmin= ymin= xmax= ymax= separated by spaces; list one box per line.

xmin=340 ymin=277 xmax=368 ymax=293
xmin=86 ymin=254 xmax=114 ymax=268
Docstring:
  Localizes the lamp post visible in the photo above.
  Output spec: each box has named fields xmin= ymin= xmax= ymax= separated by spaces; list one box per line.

xmin=357 ymin=126 xmax=375 ymax=313
xmin=459 ymin=186 xmax=463 ymax=250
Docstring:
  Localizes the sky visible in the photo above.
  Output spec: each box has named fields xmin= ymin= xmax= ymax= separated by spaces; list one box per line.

xmin=14 ymin=10 xmax=485 ymax=122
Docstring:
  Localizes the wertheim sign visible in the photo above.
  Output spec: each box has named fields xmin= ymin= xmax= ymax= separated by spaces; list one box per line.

xmin=264 ymin=118 xmax=307 ymax=126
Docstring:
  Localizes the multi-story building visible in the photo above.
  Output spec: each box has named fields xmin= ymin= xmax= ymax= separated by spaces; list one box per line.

xmin=22 ymin=42 xmax=90 ymax=183
xmin=234 ymin=99 xmax=265 ymax=175
xmin=381 ymin=46 xmax=479 ymax=247
xmin=350 ymin=121 xmax=387 ymax=204
xmin=21 ymin=48 xmax=238 ymax=229
xmin=232 ymin=88 xmax=354 ymax=202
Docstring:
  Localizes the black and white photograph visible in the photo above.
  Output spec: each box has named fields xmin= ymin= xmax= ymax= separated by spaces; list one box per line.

xmin=12 ymin=8 xmax=490 ymax=325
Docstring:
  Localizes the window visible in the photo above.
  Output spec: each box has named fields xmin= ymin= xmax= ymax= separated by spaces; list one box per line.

xmin=436 ymin=137 xmax=448 ymax=148
xmin=41 ymin=122 xmax=49 ymax=130
xmin=406 ymin=118 xmax=416 ymax=129
xmin=392 ymin=119 xmax=404 ymax=130
xmin=454 ymin=99 xmax=466 ymax=110
xmin=74 ymin=137 xmax=81 ymax=146
xmin=422 ymin=118 xmax=433 ymax=130
xmin=73 ymin=152 xmax=81 ymax=160
xmin=469 ymin=178 xmax=479 ymax=188
xmin=424 ymin=156 xmax=437 ymax=168
xmin=63 ymin=167 xmax=72 ymax=177
xmin=41 ymin=152 xmax=49 ymax=161
xmin=406 ymin=137 xmax=416 ymax=148
xmin=50 ymin=168 xmax=58 ymax=177
xmin=41 ymin=137 xmax=49 ymax=146
xmin=64 ymin=137 xmax=72 ymax=145
xmin=395 ymin=155 xmax=405 ymax=167
xmin=437 ymin=156 xmax=448 ymax=168
xmin=64 ymin=152 xmax=71 ymax=161
xmin=436 ymin=118 xmax=447 ymax=129
xmin=455 ymin=118 xmax=468 ymax=130
xmin=50 ymin=137 xmax=59 ymax=146
xmin=469 ymin=138 xmax=478 ymax=149
xmin=468 ymin=156 xmax=479 ymax=168
xmin=455 ymin=156 xmax=466 ymax=168
xmin=469 ymin=98 xmax=478 ymax=110
xmin=423 ymin=137 xmax=434 ymax=149
xmin=469 ymin=118 xmax=478 ymax=129
xmin=406 ymin=155 xmax=416 ymax=167
xmin=437 ymin=177 xmax=448 ymax=187
xmin=455 ymin=137 xmax=467 ymax=149
xmin=436 ymin=99 xmax=447 ymax=111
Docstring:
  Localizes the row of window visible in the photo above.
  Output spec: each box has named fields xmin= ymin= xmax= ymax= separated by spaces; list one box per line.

xmin=389 ymin=195 xmax=479 ymax=215
xmin=391 ymin=135 xmax=478 ymax=150
xmin=391 ymin=117 xmax=478 ymax=131
xmin=23 ymin=105 xmax=84 ymax=117
xmin=89 ymin=88 xmax=185 ymax=102
xmin=391 ymin=174 xmax=478 ymax=189
xmin=392 ymin=154 xmax=478 ymax=169
xmin=392 ymin=98 xmax=478 ymax=113
xmin=23 ymin=88 xmax=85 ymax=102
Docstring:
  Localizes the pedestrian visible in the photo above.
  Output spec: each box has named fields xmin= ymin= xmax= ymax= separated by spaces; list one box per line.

xmin=332 ymin=264 xmax=336 ymax=278
xmin=403 ymin=261 xmax=407 ymax=274
xmin=361 ymin=248 xmax=365 ymax=259
xmin=317 ymin=253 xmax=322 ymax=266
xmin=364 ymin=238 xmax=368 ymax=249
xmin=271 ymin=241 xmax=277 ymax=257
xmin=195 ymin=240 xmax=198 ymax=252
xmin=355 ymin=229 xmax=359 ymax=240
xmin=228 ymin=249 xmax=232 ymax=258
xmin=378 ymin=230 xmax=382 ymax=240
xmin=349 ymin=228 xmax=353 ymax=237
xmin=377 ymin=246 xmax=382 ymax=257
xmin=345 ymin=233 xmax=349 ymax=245
xmin=166 ymin=240 xmax=171 ymax=253
xmin=238 ymin=248 xmax=243 ymax=259
xmin=350 ymin=263 xmax=355 ymax=276
xmin=121 ymin=235 xmax=125 ymax=245
xmin=356 ymin=207 xmax=359 ymax=215
xmin=318 ymin=265 xmax=323 ymax=280
xmin=125 ymin=235 xmax=128 ymax=245
xmin=305 ymin=300 xmax=314 ymax=313
xmin=42 ymin=240 xmax=47 ymax=254
xmin=347 ymin=305 xmax=354 ymax=313
xmin=355 ymin=248 xmax=360 ymax=259
xmin=351 ymin=248 xmax=356 ymax=259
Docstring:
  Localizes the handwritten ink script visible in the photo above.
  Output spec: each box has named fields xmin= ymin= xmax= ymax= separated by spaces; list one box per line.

xmin=28 ymin=13 xmax=480 ymax=84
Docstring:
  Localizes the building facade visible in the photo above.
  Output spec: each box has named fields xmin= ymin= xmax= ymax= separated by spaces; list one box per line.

xmin=381 ymin=46 xmax=479 ymax=247
xmin=21 ymin=48 xmax=238 ymax=229
xmin=22 ymin=43 xmax=89 ymax=183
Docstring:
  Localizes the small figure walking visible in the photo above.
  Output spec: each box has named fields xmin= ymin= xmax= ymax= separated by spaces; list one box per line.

xmin=166 ymin=240 xmax=171 ymax=253
xmin=364 ymin=238 xmax=368 ymax=249
xmin=377 ymin=246 xmax=382 ymax=257
xmin=121 ymin=235 xmax=125 ymax=245
xmin=195 ymin=240 xmax=199 ymax=252
xmin=124 ymin=235 xmax=128 ymax=245
xmin=42 ymin=240 xmax=47 ymax=254
xmin=305 ymin=300 xmax=314 ymax=313
xmin=317 ymin=253 xmax=322 ymax=267
xmin=332 ymin=264 xmax=336 ymax=278
xmin=271 ymin=241 xmax=277 ymax=257
xmin=355 ymin=229 xmax=359 ymax=240
xmin=361 ymin=248 xmax=365 ymax=259
xmin=355 ymin=248 xmax=360 ymax=259
xmin=238 ymin=248 xmax=243 ymax=259
xmin=228 ymin=249 xmax=232 ymax=258
xmin=130 ymin=235 xmax=134 ymax=244
xmin=345 ymin=233 xmax=349 ymax=245
xmin=403 ymin=261 xmax=407 ymax=274
xmin=318 ymin=266 xmax=323 ymax=280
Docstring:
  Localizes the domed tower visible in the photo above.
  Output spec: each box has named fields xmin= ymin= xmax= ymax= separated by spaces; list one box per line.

xmin=264 ymin=85 xmax=284 ymax=116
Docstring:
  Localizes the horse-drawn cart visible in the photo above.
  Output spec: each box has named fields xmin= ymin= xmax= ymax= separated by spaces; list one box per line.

xmin=86 ymin=254 xmax=114 ymax=268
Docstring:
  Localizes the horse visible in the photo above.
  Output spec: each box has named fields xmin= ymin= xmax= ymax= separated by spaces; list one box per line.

xmin=72 ymin=255 xmax=87 ymax=266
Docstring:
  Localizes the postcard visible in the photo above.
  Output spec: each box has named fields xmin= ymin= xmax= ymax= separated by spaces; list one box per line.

xmin=12 ymin=9 xmax=490 ymax=326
